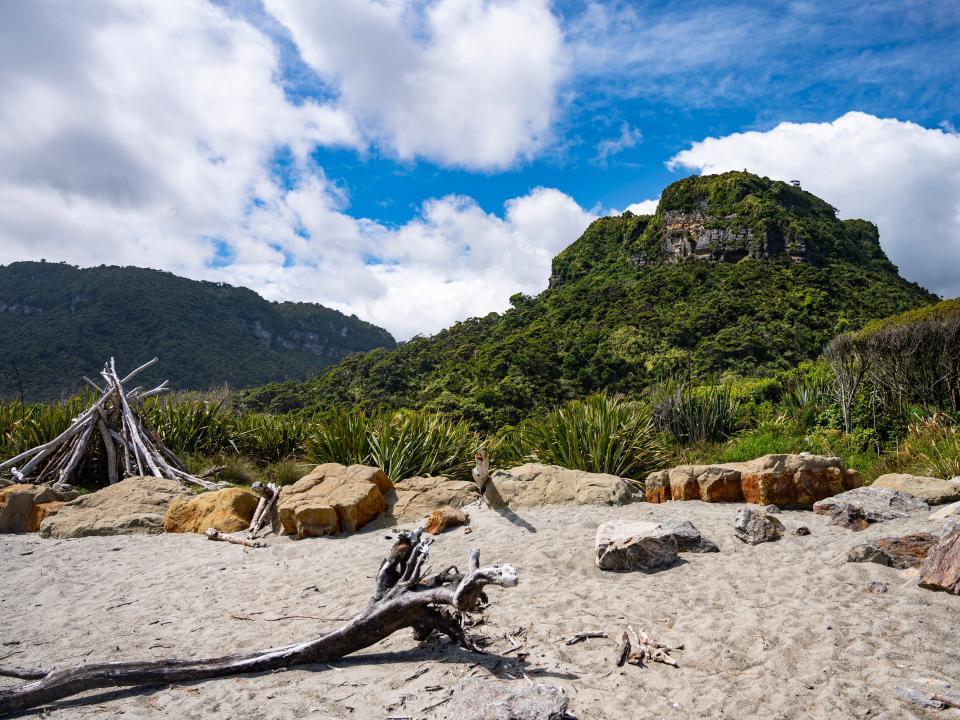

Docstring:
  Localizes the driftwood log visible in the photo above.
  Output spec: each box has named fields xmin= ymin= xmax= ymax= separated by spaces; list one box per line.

xmin=0 ymin=529 xmax=518 ymax=714
xmin=247 ymin=481 xmax=279 ymax=538
xmin=614 ymin=625 xmax=681 ymax=668
xmin=0 ymin=357 xmax=219 ymax=491
xmin=205 ymin=528 xmax=264 ymax=548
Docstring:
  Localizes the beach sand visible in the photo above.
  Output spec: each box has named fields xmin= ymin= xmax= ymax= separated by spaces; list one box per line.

xmin=1 ymin=500 xmax=958 ymax=719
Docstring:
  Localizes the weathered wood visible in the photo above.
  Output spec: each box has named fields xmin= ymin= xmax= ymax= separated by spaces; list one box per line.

xmin=0 ymin=540 xmax=518 ymax=714
xmin=206 ymin=528 xmax=264 ymax=548
xmin=565 ymin=631 xmax=607 ymax=645
xmin=248 ymin=481 xmax=279 ymax=538
xmin=472 ymin=448 xmax=490 ymax=495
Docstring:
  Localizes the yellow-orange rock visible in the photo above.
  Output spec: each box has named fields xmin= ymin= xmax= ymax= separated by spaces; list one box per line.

xmin=0 ymin=484 xmax=70 ymax=533
xmin=423 ymin=506 xmax=469 ymax=534
xmin=28 ymin=501 xmax=65 ymax=532
xmin=277 ymin=463 xmax=393 ymax=539
xmin=164 ymin=487 xmax=260 ymax=534
xmin=644 ymin=470 xmax=670 ymax=503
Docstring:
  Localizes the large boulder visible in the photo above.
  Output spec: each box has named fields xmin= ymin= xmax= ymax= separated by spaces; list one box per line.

xmin=0 ymin=484 xmax=71 ymax=533
xmin=645 ymin=454 xmax=860 ymax=508
xmin=388 ymin=475 xmax=479 ymax=522
xmin=919 ymin=526 xmax=960 ymax=595
xmin=656 ymin=518 xmax=720 ymax=553
xmin=438 ymin=679 xmax=569 ymax=720
xmin=813 ymin=487 xmax=929 ymax=524
xmin=871 ymin=473 xmax=960 ymax=505
xmin=277 ymin=464 xmax=393 ymax=539
xmin=39 ymin=477 xmax=190 ymax=538
xmin=733 ymin=507 xmax=784 ymax=545
xmin=486 ymin=464 xmax=632 ymax=509
xmin=847 ymin=533 xmax=939 ymax=569
xmin=164 ymin=487 xmax=260 ymax=534
xmin=595 ymin=520 xmax=679 ymax=571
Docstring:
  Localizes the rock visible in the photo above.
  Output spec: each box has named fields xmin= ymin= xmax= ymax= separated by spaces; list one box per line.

xmin=813 ymin=487 xmax=929 ymax=524
xmin=277 ymin=464 xmax=393 ymax=539
xmin=656 ymin=518 xmax=720 ymax=553
xmin=39 ymin=477 xmax=191 ymax=539
xmin=388 ymin=475 xmax=479 ymax=522
xmin=644 ymin=470 xmax=671 ymax=503
xmin=918 ymin=526 xmax=960 ymax=594
xmin=872 ymin=473 xmax=960 ymax=505
xmin=439 ymin=679 xmax=569 ymax=720
xmin=646 ymin=454 xmax=860 ymax=508
xmin=827 ymin=505 xmax=869 ymax=531
xmin=423 ymin=506 xmax=469 ymax=535
xmin=930 ymin=500 xmax=960 ymax=521
xmin=595 ymin=521 xmax=678 ymax=571
xmin=865 ymin=581 xmax=889 ymax=594
xmin=795 ymin=526 xmax=811 ymax=536
xmin=164 ymin=487 xmax=260 ymax=534
xmin=0 ymin=484 xmax=71 ymax=533
xmin=733 ymin=508 xmax=784 ymax=545
xmin=486 ymin=464 xmax=632 ymax=509
xmin=847 ymin=533 xmax=939 ymax=569
xmin=763 ymin=504 xmax=781 ymax=513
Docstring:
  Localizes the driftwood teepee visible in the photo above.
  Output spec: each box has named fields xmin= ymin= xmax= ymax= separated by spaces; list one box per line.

xmin=0 ymin=358 xmax=219 ymax=491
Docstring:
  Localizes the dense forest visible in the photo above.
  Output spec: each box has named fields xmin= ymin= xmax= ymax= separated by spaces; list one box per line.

xmin=240 ymin=172 xmax=935 ymax=430
xmin=0 ymin=262 xmax=396 ymax=401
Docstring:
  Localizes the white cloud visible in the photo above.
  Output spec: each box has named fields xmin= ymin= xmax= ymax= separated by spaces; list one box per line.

xmin=669 ymin=112 xmax=960 ymax=299
xmin=263 ymin=0 xmax=567 ymax=169
xmin=594 ymin=123 xmax=642 ymax=166
xmin=622 ymin=198 xmax=659 ymax=215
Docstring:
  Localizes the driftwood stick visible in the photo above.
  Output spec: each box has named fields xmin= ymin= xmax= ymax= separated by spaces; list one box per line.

xmin=57 ymin=420 xmax=95 ymax=486
xmin=565 ymin=631 xmax=608 ymax=645
xmin=82 ymin=376 xmax=104 ymax=394
xmin=120 ymin=357 xmax=158 ymax=385
xmin=95 ymin=413 xmax=119 ymax=485
xmin=205 ymin=528 xmax=264 ymax=548
xmin=0 ymin=543 xmax=518 ymax=714
xmin=248 ymin=482 xmax=279 ymax=538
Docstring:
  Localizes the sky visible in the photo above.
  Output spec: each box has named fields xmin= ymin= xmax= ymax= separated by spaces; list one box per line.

xmin=0 ymin=0 xmax=958 ymax=340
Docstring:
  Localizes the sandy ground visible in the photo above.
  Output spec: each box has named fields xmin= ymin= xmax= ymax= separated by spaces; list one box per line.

xmin=1 ymin=500 xmax=959 ymax=720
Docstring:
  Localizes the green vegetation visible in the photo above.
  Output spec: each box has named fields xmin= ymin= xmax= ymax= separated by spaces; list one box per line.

xmin=241 ymin=172 xmax=933 ymax=431
xmin=0 ymin=261 xmax=395 ymax=401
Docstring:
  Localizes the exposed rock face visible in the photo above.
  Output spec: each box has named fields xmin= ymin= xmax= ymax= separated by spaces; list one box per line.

xmin=813 ymin=487 xmax=929 ymax=524
xmin=0 ymin=484 xmax=70 ymax=533
xmin=871 ymin=474 xmax=960 ymax=505
xmin=277 ymin=464 xmax=393 ymax=539
xmin=39 ymin=477 xmax=190 ymax=538
xmin=659 ymin=208 xmax=807 ymax=263
xmin=486 ymin=464 xmax=632 ymax=509
xmin=646 ymin=454 xmax=860 ymax=508
xmin=423 ymin=506 xmax=469 ymax=535
xmin=595 ymin=521 xmax=679 ymax=571
xmin=733 ymin=508 xmax=785 ymax=545
xmin=847 ymin=533 xmax=939 ymax=569
xmin=918 ymin=526 xmax=960 ymax=594
xmin=387 ymin=475 xmax=479 ymax=522
xmin=164 ymin=487 xmax=260 ymax=534
xmin=439 ymin=679 xmax=570 ymax=720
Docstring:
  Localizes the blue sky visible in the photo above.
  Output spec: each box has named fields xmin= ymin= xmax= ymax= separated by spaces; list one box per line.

xmin=1 ymin=0 xmax=958 ymax=337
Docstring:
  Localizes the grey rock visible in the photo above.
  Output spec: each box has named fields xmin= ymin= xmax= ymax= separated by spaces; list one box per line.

xmin=813 ymin=487 xmax=929 ymax=523
xmin=657 ymin=518 xmax=720 ymax=553
xmin=595 ymin=521 xmax=678 ymax=571
xmin=762 ymin=504 xmax=781 ymax=514
xmin=847 ymin=533 xmax=938 ymax=569
xmin=864 ymin=581 xmax=889 ymax=594
xmin=827 ymin=505 xmax=869 ymax=531
xmin=439 ymin=679 xmax=570 ymax=720
xmin=733 ymin=508 xmax=784 ymax=545
xmin=795 ymin=526 xmax=811 ymax=536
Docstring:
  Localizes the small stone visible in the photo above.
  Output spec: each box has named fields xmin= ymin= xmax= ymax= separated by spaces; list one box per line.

xmin=864 ymin=581 xmax=888 ymax=594
xmin=733 ymin=508 xmax=784 ymax=545
xmin=762 ymin=504 xmax=781 ymax=514
xmin=795 ymin=526 xmax=811 ymax=536
xmin=463 ymin=526 xmax=473 ymax=535
xmin=827 ymin=505 xmax=869 ymax=531
xmin=423 ymin=506 xmax=469 ymax=535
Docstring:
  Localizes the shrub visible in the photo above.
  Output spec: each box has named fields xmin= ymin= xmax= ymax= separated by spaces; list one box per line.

xmin=653 ymin=383 xmax=742 ymax=444
xmin=143 ymin=398 xmax=235 ymax=456
xmin=233 ymin=412 xmax=307 ymax=464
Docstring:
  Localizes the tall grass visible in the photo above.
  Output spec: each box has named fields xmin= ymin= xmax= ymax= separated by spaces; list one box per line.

xmin=0 ymin=393 xmax=96 ymax=459
xmin=653 ymin=383 xmax=741 ymax=444
xmin=142 ymin=398 xmax=235 ymax=456
xmin=500 ymin=393 xmax=666 ymax=480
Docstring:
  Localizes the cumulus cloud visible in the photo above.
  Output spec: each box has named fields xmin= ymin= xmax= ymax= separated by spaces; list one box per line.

xmin=669 ymin=112 xmax=960 ymax=299
xmin=594 ymin=123 xmax=642 ymax=166
xmin=622 ymin=198 xmax=659 ymax=215
xmin=263 ymin=0 xmax=567 ymax=169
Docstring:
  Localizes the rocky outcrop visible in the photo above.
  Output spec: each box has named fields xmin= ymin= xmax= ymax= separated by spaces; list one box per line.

xmin=595 ymin=521 xmax=679 ymax=571
xmin=387 ymin=475 xmax=479 ymax=522
xmin=164 ymin=487 xmax=260 ymax=534
xmin=847 ymin=533 xmax=939 ymax=569
xmin=277 ymin=464 xmax=393 ymax=539
xmin=659 ymin=208 xmax=807 ymax=263
xmin=486 ymin=464 xmax=633 ymax=509
xmin=733 ymin=508 xmax=784 ymax=545
xmin=0 ymin=484 xmax=72 ymax=533
xmin=919 ymin=526 xmax=960 ymax=595
xmin=813 ymin=487 xmax=929 ymax=524
xmin=871 ymin=474 xmax=960 ymax=505
xmin=645 ymin=454 xmax=860 ymax=508
xmin=39 ymin=477 xmax=190 ymax=538
xmin=423 ymin=506 xmax=469 ymax=535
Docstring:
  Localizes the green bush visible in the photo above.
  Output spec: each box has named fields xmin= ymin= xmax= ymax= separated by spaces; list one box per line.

xmin=233 ymin=412 xmax=307 ymax=464
xmin=143 ymin=398 xmax=235 ymax=456
xmin=654 ymin=383 xmax=742 ymax=444
xmin=503 ymin=393 xmax=666 ymax=481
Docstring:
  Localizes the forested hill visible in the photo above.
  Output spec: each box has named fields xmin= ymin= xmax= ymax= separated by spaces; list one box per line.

xmin=0 ymin=262 xmax=396 ymax=401
xmin=244 ymin=170 xmax=936 ymax=430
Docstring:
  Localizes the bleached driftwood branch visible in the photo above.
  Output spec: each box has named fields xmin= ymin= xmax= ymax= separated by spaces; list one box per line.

xmin=0 ymin=357 xmax=219 ymax=491
xmin=206 ymin=528 xmax=264 ymax=548
xmin=248 ymin=481 xmax=279 ymax=538
xmin=0 ymin=533 xmax=518 ymax=714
